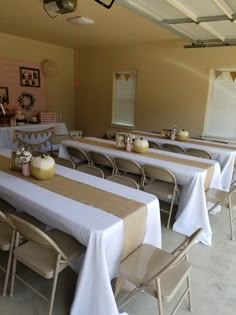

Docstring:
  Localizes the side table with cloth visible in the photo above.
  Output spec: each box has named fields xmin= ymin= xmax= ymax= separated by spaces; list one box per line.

xmin=59 ymin=137 xmax=223 ymax=246
xmin=0 ymin=149 xmax=161 ymax=315
xmin=0 ymin=123 xmax=68 ymax=151
xmin=133 ymin=130 xmax=236 ymax=191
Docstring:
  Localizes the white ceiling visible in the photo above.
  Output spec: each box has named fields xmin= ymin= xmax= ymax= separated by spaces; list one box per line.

xmin=1 ymin=1 xmax=236 ymax=49
xmin=0 ymin=0 xmax=179 ymax=49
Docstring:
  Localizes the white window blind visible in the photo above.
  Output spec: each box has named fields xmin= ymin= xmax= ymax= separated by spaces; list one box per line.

xmin=111 ymin=71 xmax=136 ymax=128
xmin=204 ymin=69 xmax=236 ymax=140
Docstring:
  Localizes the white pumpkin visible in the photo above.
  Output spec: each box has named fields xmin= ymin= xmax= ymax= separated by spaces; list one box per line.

xmin=31 ymin=154 xmax=55 ymax=180
xmin=133 ymin=137 xmax=149 ymax=153
xmin=176 ymin=129 xmax=189 ymax=142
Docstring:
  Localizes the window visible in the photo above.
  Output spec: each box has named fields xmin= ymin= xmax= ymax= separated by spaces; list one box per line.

xmin=204 ymin=69 xmax=236 ymax=140
xmin=111 ymin=71 xmax=136 ymax=128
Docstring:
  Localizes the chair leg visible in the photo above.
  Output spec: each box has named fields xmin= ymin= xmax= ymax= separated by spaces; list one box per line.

xmin=2 ymin=230 xmax=16 ymax=297
xmin=166 ymin=189 xmax=176 ymax=229
xmin=10 ymin=256 xmax=17 ymax=297
xmin=186 ymin=275 xmax=193 ymax=311
xmin=48 ymin=255 xmax=61 ymax=315
xmin=10 ymin=231 xmax=20 ymax=297
xmin=156 ymin=278 xmax=163 ymax=315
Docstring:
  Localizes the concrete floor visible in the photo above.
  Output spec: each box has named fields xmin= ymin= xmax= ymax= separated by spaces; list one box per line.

xmin=0 ymin=207 xmax=235 ymax=315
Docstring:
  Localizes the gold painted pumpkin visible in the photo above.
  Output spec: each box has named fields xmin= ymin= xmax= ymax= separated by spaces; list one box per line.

xmin=133 ymin=137 xmax=149 ymax=153
xmin=31 ymin=155 xmax=55 ymax=180
xmin=176 ymin=129 xmax=189 ymax=142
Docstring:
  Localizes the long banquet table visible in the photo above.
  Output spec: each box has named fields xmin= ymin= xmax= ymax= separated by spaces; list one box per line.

xmin=0 ymin=122 xmax=68 ymax=151
xmin=0 ymin=149 xmax=161 ymax=315
xmin=58 ymin=137 xmax=223 ymax=246
xmin=132 ymin=130 xmax=236 ymax=191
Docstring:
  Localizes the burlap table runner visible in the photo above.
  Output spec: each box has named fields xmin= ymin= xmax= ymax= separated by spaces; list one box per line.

xmin=0 ymin=155 xmax=147 ymax=259
xmin=76 ymin=138 xmax=214 ymax=190
xmin=133 ymin=130 xmax=236 ymax=151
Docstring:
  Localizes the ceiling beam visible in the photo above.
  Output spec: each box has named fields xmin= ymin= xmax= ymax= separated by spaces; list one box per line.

xmin=166 ymin=0 xmax=230 ymax=42
xmin=213 ymin=0 xmax=236 ymax=19
xmin=163 ymin=14 xmax=231 ymax=25
xmin=184 ymin=42 xmax=236 ymax=48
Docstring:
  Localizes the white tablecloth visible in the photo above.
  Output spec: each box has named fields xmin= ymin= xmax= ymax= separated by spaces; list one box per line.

xmin=59 ymin=137 xmax=223 ymax=246
xmin=133 ymin=130 xmax=236 ymax=191
xmin=0 ymin=149 xmax=161 ymax=315
xmin=0 ymin=123 xmax=68 ymax=151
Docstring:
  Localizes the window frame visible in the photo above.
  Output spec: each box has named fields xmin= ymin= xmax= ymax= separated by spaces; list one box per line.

xmin=203 ymin=68 xmax=236 ymax=140
xmin=111 ymin=70 xmax=137 ymax=129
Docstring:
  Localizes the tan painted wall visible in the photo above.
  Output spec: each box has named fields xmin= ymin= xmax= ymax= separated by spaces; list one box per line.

xmin=0 ymin=32 xmax=75 ymax=130
xmin=76 ymin=40 xmax=236 ymax=138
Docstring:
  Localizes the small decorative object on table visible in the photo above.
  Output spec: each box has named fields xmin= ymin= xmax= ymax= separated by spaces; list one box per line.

xmin=125 ymin=133 xmax=135 ymax=152
xmin=170 ymin=125 xmax=177 ymax=140
xmin=116 ymin=132 xmax=127 ymax=149
xmin=15 ymin=147 xmax=33 ymax=176
xmin=31 ymin=154 xmax=55 ymax=180
xmin=176 ymin=129 xmax=190 ymax=142
xmin=161 ymin=126 xmax=177 ymax=140
xmin=133 ymin=137 xmax=149 ymax=153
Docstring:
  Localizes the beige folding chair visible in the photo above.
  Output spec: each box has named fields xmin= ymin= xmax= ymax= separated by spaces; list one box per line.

xmin=162 ymin=143 xmax=185 ymax=153
xmin=54 ymin=156 xmax=75 ymax=169
xmin=107 ymin=175 xmax=139 ymax=190
xmin=77 ymin=164 xmax=104 ymax=178
xmin=148 ymin=141 xmax=161 ymax=149
xmin=182 ymin=151 xmax=201 ymax=158
xmin=157 ymin=147 xmax=172 ymax=152
xmin=89 ymin=151 xmax=116 ymax=178
xmin=0 ymin=198 xmax=16 ymax=214
xmin=0 ymin=208 xmax=45 ymax=297
xmin=0 ymin=210 xmax=16 ymax=297
xmin=66 ymin=146 xmax=91 ymax=168
xmin=0 ymin=198 xmax=46 ymax=230
xmin=142 ymin=164 xmax=181 ymax=228
xmin=114 ymin=157 xmax=143 ymax=187
xmin=116 ymin=228 xmax=203 ymax=315
xmin=206 ymin=185 xmax=236 ymax=240
xmin=185 ymin=148 xmax=212 ymax=159
xmin=7 ymin=214 xmax=86 ymax=315
xmin=50 ymin=134 xmax=72 ymax=157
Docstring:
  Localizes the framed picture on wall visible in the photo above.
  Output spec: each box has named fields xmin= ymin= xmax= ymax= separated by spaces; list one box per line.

xmin=19 ymin=67 xmax=40 ymax=88
xmin=0 ymin=86 xmax=9 ymax=104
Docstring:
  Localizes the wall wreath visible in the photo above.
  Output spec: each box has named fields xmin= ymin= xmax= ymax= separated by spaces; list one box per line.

xmin=18 ymin=92 xmax=35 ymax=111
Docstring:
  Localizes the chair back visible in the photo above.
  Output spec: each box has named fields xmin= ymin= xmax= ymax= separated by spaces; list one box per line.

xmin=186 ymin=148 xmax=212 ymax=159
xmin=77 ymin=165 xmax=104 ymax=178
xmin=7 ymin=214 xmax=65 ymax=257
xmin=50 ymin=134 xmax=72 ymax=145
xmin=182 ymin=151 xmax=201 ymax=158
xmin=0 ymin=210 xmax=7 ymax=223
xmin=163 ymin=143 xmax=185 ymax=153
xmin=142 ymin=164 xmax=177 ymax=185
xmin=89 ymin=151 xmax=115 ymax=168
xmin=67 ymin=146 xmax=91 ymax=164
xmin=54 ymin=157 xmax=75 ymax=169
xmin=107 ymin=175 xmax=139 ymax=189
xmin=148 ymin=141 xmax=160 ymax=149
xmin=114 ymin=157 xmax=142 ymax=175
xmin=147 ymin=228 xmax=203 ymax=283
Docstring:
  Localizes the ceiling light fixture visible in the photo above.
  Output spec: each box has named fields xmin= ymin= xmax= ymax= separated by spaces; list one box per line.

xmin=68 ymin=16 xmax=95 ymax=25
